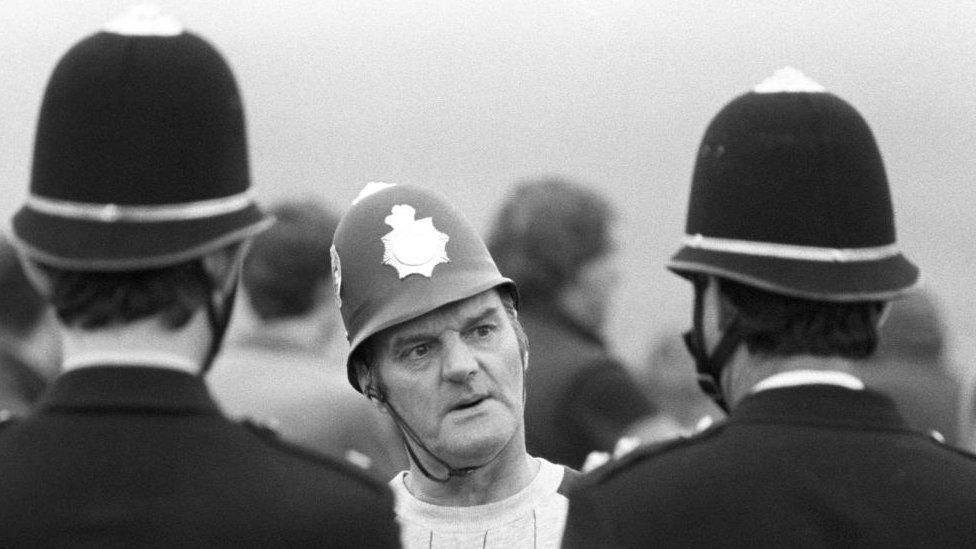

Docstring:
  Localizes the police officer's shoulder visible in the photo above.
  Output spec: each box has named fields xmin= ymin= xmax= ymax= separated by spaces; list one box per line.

xmin=0 ymin=410 xmax=17 ymax=436
xmin=921 ymin=429 xmax=976 ymax=462
xmin=239 ymin=418 xmax=389 ymax=493
xmin=581 ymin=422 xmax=726 ymax=487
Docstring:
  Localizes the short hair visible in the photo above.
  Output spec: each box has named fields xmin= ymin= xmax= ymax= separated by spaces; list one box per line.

xmin=40 ymin=261 xmax=210 ymax=331
xmin=354 ymin=288 xmax=526 ymax=394
xmin=717 ymin=277 xmax=884 ymax=359
xmin=488 ymin=177 xmax=614 ymax=307
xmin=0 ymin=238 xmax=47 ymax=337
xmin=242 ymin=201 xmax=339 ymax=321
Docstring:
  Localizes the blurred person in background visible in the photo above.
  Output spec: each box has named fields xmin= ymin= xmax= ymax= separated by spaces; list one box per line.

xmin=859 ymin=288 xmax=963 ymax=447
xmin=639 ymin=331 xmax=723 ymax=433
xmin=489 ymin=177 xmax=677 ymax=470
xmin=209 ymin=199 xmax=407 ymax=479
xmin=0 ymin=236 xmax=60 ymax=416
xmin=0 ymin=8 xmax=398 ymax=545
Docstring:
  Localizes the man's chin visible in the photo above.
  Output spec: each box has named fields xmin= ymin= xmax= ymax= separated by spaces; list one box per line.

xmin=437 ymin=431 xmax=513 ymax=468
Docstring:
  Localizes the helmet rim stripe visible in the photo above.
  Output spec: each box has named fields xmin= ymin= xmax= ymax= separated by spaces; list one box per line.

xmin=9 ymin=216 xmax=274 ymax=271
xmin=666 ymin=258 xmax=921 ymax=303
xmin=684 ymin=234 xmax=900 ymax=263
xmin=26 ymin=191 xmax=256 ymax=224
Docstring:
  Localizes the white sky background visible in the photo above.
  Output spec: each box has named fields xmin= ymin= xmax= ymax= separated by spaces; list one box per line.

xmin=2 ymin=1 xmax=975 ymax=381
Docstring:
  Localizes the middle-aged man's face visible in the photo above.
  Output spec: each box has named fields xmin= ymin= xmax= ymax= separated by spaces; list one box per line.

xmin=372 ymin=289 xmax=525 ymax=468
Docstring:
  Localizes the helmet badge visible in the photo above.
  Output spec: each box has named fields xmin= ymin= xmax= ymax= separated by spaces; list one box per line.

xmin=330 ymin=244 xmax=343 ymax=307
xmin=381 ymin=204 xmax=450 ymax=279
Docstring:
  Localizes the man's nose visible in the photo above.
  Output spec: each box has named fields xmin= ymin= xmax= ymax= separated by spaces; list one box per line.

xmin=441 ymin=335 xmax=479 ymax=383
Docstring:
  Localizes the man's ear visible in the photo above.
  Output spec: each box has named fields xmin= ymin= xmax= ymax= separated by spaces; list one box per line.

xmin=876 ymin=302 xmax=893 ymax=330
xmin=708 ymin=276 xmax=738 ymax=332
xmin=354 ymin=359 xmax=388 ymax=413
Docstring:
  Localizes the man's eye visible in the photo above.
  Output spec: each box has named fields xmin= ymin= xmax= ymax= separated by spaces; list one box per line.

xmin=473 ymin=324 xmax=495 ymax=338
xmin=405 ymin=344 xmax=429 ymax=360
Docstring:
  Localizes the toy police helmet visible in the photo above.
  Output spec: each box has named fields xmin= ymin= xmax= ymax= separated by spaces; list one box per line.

xmin=668 ymin=68 xmax=919 ymax=301
xmin=332 ymin=183 xmax=517 ymax=392
xmin=12 ymin=6 xmax=272 ymax=271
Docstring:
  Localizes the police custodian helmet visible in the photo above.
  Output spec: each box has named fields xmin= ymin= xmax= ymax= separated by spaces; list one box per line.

xmin=668 ymin=67 xmax=919 ymax=301
xmin=11 ymin=6 xmax=271 ymax=271
xmin=332 ymin=183 xmax=517 ymax=392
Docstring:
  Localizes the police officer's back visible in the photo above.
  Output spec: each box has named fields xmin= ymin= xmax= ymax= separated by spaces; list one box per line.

xmin=563 ymin=68 xmax=976 ymax=548
xmin=0 ymin=8 xmax=398 ymax=546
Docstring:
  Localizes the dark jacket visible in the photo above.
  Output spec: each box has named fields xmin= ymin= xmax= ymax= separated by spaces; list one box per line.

xmin=0 ymin=366 xmax=400 ymax=547
xmin=563 ymin=385 xmax=976 ymax=548
xmin=521 ymin=306 xmax=654 ymax=469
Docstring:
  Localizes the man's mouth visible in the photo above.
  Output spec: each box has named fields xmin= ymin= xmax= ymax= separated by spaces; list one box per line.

xmin=451 ymin=396 xmax=488 ymax=411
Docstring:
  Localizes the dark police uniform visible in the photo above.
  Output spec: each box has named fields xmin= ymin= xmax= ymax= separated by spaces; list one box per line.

xmin=1 ymin=7 xmax=399 ymax=546
xmin=0 ymin=366 xmax=399 ymax=547
xmin=564 ymin=384 xmax=976 ymax=548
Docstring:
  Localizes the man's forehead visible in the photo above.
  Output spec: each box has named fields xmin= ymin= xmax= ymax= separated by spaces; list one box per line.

xmin=379 ymin=290 xmax=503 ymax=342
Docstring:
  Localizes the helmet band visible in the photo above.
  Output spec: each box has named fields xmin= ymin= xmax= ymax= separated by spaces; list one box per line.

xmin=25 ymin=191 xmax=257 ymax=224
xmin=683 ymin=234 xmax=901 ymax=263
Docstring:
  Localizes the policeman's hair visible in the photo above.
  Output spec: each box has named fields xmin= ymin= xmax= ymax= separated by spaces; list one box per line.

xmin=38 ymin=260 xmax=211 ymax=331
xmin=717 ymin=278 xmax=884 ymax=359
xmin=354 ymin=288 xmax=527 ymax=394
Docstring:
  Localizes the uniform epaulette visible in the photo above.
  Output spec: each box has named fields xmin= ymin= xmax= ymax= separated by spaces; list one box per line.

xmin=921 ymin=429 xmax=976 ymax=462
xmin=583 ymin=422 xmax=727 ymax=486
xmin=0 ymin=410 xmax=17 ymax=433
xmin=239 ymin=418 xmax=389 ymax=492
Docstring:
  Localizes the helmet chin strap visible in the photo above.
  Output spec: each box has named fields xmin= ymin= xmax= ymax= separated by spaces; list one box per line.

xmin=199 ymin=282 xmax=237 ymax=376
xmin=363 ymin=324 xmax=528 ymax=483
xmin=199 ymin=243 xmax=249 ymax=376
xmin=682 ymin=277 xmax=743 ymax=413
xmin=367 ymin=381 xmax=486 ymax=483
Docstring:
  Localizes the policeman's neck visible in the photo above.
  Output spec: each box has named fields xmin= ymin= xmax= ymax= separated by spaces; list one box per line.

xmin=722 ymin=353 xmax=861 ymax=408
xmin=59 ymin=311 xmax=212 ymax=375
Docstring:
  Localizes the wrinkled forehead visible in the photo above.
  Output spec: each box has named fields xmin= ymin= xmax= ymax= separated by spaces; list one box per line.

xmin=374 ymin=289 xmax=505 ymax=347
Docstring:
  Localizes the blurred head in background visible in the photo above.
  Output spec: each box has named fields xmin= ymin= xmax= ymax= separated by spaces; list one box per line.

xmin=489 ymin=177 xmax=618 ymax=335
xmin=236 ymin=200 xmax=341 ymax=349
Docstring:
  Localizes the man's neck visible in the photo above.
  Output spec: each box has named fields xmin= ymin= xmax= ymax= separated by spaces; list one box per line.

xmin=60 ymin=312 xmax=210 ymax=374
xmin=404 ymin=439 xmax=538 ymax=507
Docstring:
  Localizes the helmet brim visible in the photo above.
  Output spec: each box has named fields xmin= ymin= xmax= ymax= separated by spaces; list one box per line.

xmin=668 ymin=246 xmax=920 ymax=302
xmin=12 ymin=204 xmax=273 ymax=271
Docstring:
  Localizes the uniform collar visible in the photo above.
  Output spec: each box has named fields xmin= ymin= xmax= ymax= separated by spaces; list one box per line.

xmin=731 ymin=384 xmax=906 ymax=432
xmin=751 ymin=370 xmax=865 ymax=394
xmin=38 ymin=365 xmax=219 ymax=415
xmin=63 ymin=350 xmax=199 ymax=374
